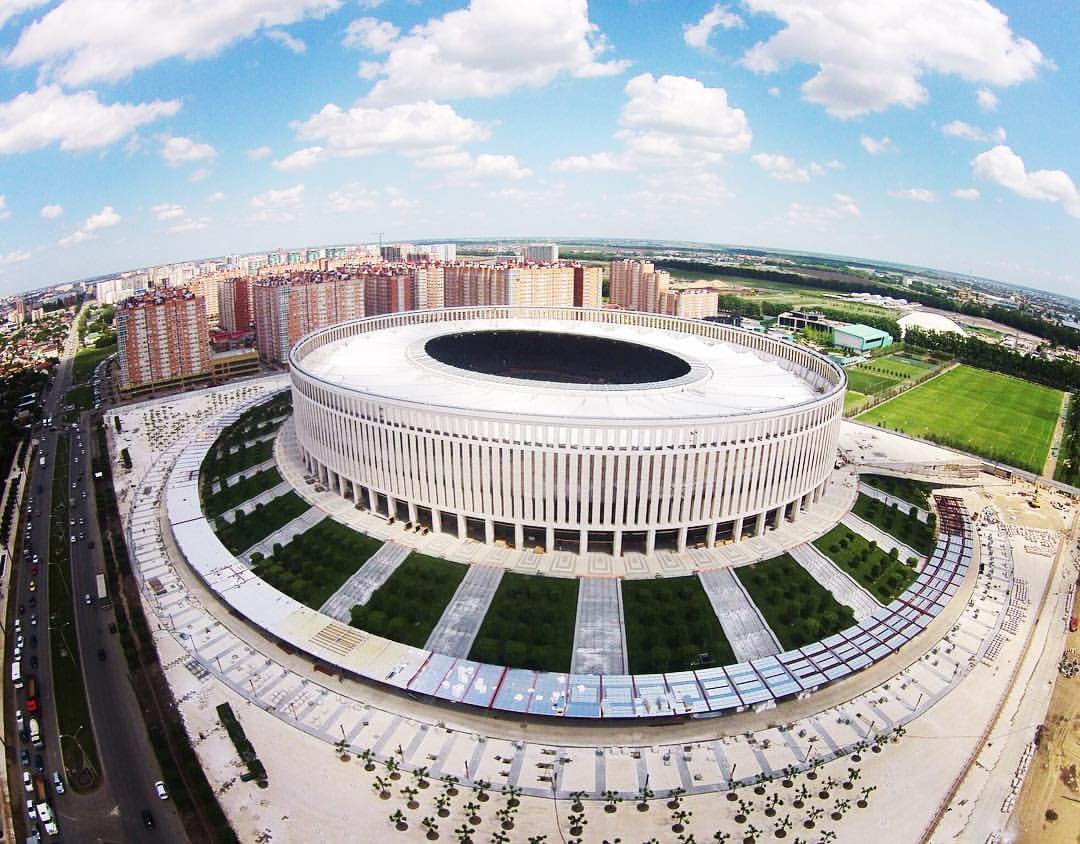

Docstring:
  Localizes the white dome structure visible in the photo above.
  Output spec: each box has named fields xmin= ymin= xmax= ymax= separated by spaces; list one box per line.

xmin=898 ymin=311 xmax=966 ymax=337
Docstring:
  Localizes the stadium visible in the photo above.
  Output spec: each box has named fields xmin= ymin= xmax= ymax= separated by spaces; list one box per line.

xmin=288 ymin=306 xmax=847 ymax=555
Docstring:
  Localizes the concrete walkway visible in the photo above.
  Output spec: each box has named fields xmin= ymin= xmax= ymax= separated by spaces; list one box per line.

xmin=218 ymin=481 xmax=293 ymax=524
xmin=318 ymin=540 xmax=410 ymax=623
xmin=423 ymin=565 xmax=504 ymax=658
xmin=227 ymin=430 xmax=277 ymax=455
xmin=571 ymin=579 xmax=628 ymax=675
xmin=211 ymin=457 xmax=278 ymax=494
xmin=841 ymin=511 xmax=926 ymax=565
xmin=241 ymin=506 xmax=326 ymax=562
xmin=697 ymin=568 xmax=781 ymax=662
xmin=858 ymin=482 xmax=931 ymax=523
xmin=788 ymin=542 xmax=880 ymax=620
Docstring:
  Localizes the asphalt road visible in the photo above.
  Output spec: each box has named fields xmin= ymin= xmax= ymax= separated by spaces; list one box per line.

xmin=6 ymin=312 xmax=188 ymax=843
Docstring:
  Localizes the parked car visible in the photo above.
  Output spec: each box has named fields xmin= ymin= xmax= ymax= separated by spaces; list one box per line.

xmin=154 ymin=780 xmax=169 ymax=800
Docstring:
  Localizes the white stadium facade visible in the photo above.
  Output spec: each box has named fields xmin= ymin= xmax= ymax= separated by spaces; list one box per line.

xmin=289 ymin=306 xmax=846 ymax=556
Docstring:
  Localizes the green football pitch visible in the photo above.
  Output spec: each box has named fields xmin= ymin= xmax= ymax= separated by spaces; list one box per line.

xmin=857 ymin=365 xmax=1063 ymax=474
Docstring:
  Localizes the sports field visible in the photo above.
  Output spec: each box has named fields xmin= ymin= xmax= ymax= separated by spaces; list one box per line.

xmin=857 ymin=365 xmax=1062 ymax=473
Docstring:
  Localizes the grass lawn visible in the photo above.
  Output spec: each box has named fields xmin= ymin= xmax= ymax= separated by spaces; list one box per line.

xmin=66 ymin=383 xmax=93 ymax=411
xmin=852 ymin=493 xmax=936 ymax=556
xmin=846 ymin=368 xmax=900 ymax=396
xmin=469 ymin=573 xmax=578 ymax=672
xmin=735 ymin=554 xmax=856 ymax=649
xmin=349 ymin=553 xmax=468 ymax=647
xmin=857 ymin=365 xmax=1062 ymax=473
xmin=844 ymin=390 xmax=869 ymax=414
xmin=860 ymin=473 xmax=940 ymax=511
xmin=214 ymin=492 xmax=310 ymax=555
xmin=251 ymin=518 xmax=385 ymax=608
xmin=622 ymin=576 xmax=735 ymax=673
xmin=72 ymin=343 xmax=115 ymax=384
xmin=813 ymin=524 xmax=917 ymax=604
xmin=202 ymin=467 xmax=282 ymax=518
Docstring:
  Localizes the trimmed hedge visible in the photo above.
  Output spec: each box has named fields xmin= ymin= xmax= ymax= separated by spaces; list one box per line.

xmin=852 ymin=493 xmax=936 ymax=556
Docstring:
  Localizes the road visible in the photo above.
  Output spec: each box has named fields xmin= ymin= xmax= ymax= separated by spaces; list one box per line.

xmin=6 ymin=309 xmax=187 ymax=843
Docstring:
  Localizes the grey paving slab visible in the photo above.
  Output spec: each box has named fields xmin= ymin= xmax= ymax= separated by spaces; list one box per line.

xmin=571 ymin=578 xmax=627 ymax=675
xmin=217 ymin=480 xmax=292 ymax=523
xmin=423 ymin=565 xmax=504 ymax=658
xmin=318 ymin=540 xmax=410 ymax=622
xmin=241 ymin=506 xmax=326 ymax=562
xmin=841 ymin=511 xmax=926 ymax=564
xmin=697 ymin=568 xmax=782 ymax=662
xmin=859 ymin=482 xmax=931 ymax=522
xmin=788 ymin=542 xmax=881 ymax=620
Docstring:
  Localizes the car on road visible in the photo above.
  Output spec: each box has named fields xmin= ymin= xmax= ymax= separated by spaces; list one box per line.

xmin=15 ymin=709 xmax=24 ymax=732
xmin=20 ymin=749 xmax=29 ymax=766
xmin=25 ymin=799 xmax=34 ymax=821
xmin=84 ymin=594 xmax=92 ymax=606
xmin=22 ymin=771 xmax=32 ymax=792
xmin=29 ymin=615 xmax=36 ymax=627
xmin=27 ymin=580 xmax=35 ymax=592
xmin=154 ymin=780 xmax=168 ymax=800
xmin=142 ymin=809 xmax=155 ymax=829
xmin=52 ymin=772 xmax=65 ymax=795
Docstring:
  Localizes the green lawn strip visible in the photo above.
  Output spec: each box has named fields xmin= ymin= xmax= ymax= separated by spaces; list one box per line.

xmin=851 ymin=493 xmax=936 ymax=556
xmin=46 ymin=434 xmax=102 ymax=789
xmin=859 ymin=473 xmax=939 ymax=510
xmin=857 ymin=365 xmax=1062 ymax=473
xmin=812 ymin=524 xmax=917 ymax=605
xmin=858 ymin=355 xmax=936 ymax=379
xmin=734 ymin=554 xmax=856 ymax=650
xmin=65 ymin=384 xmax=93 ymax=411
xmin=468 ymin=573 xmax=578 ymax=672
xmin=843 ymin=391 xmax=868 ymax=415
xmin=213 ymin=492 xmax=310 ymax=555
xmin=251 ymin=518 xmax=385 ymax=608
xmin=202 ymin=467 xmax=282 ymax=518
xmin=349 ymin=553 xmax=468 ymax=648
xmin=72 ymin=343 xmax=115 ymax=384
xmin=846 ymin=368 xmax=900 ymax=396
xmin=622 ymin=576 xmax=735 ymax=673
xmin=201 ymin=439 xmax=275 ymax=486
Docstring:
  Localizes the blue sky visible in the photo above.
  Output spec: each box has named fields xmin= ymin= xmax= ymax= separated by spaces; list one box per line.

xmin=0 ymin=0 xmax=1077 ymax=297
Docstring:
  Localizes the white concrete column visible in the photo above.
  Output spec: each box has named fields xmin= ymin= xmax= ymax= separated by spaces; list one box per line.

xmin=788 ymin=501 xmax=800 ymax=522
xmin=733 ymin=516 xmax=744 ymax=542
xmin=677 ymin=526 xmax=688 ymax=553
xmin=388 ymin=496 xmax=398 ymax=520
xmin=485 ymin=519 xmax=495 ymax=544
xmin=706 ymin=523 xmax=718 ymax=546
xmin=432 ymin=509 xmax=443 ymax=534
xmin=646 ymin=529 xmax=656 ymax=555
xmin=772 ymin=507 xmax=783 ymax=529
xmin=408 ymin=501 xmax=418 ymax=524
xmin=457 ymin=513 xmax=467 ymax=540
xmin=755 ymin=511 xmax=766 ymax=536
xmin=514 ymin=523 xmax=524 ymax=549
xmin=545 ymin=526 xmax=555 ymax=552
xmin=579 ymin=529 xmax=588 ymax=555
xmin=613 ymin=530 xmax=623 ymax=557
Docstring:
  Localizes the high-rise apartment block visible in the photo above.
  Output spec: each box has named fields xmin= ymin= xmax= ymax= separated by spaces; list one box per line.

xmin=219 ymin=275 xmax=254 ymax=333
xmin=666 ymin=287 xmax=720 ymax=320
xmin=522 ymin=242 xmax=559 ymax=263
xmin=609 ymin=259 xmax=671 ymax=313
xmin=442 ymin=263 xmax=597 ymax=307
xmin=116 ymin=290 xmax=210 ymax=395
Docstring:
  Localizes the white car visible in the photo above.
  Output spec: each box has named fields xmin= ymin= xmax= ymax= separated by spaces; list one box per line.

xmin=154 ymin=780 xmax=169 ymax=800
xmin=26 ymin=799 xmax=34 ymax=820
xmin=23 ymin=771 xmax=32 ymax=792
xmin=52 ymin=772 xmax=65 ymax=795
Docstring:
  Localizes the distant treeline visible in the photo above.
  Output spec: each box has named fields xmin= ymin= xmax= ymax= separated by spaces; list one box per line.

xmin=904 ymin=326 xmax=1080 ymax=391
xmin=655 ymin=259 xmax=1080 ymax=349
xmin=1055 ymin=397 xmax=1079 ymax=487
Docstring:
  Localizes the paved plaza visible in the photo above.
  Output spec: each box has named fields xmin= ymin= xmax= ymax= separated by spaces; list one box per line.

xmin=698 ymin=567 xmax=781 ymax=662
xmin=570 ymin=578 xmax=628 ymax=674
xmin=789 ymin=542 xmax=881 ymax=621
xmin=319 ymin=540 xmax=411 ymax=623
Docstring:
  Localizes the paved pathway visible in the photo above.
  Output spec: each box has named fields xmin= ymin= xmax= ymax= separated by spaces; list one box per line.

xmin=241 ymin=506 xmax=326 ymax=562
xmin=788 ymin=542 xmax=880 ymax=620
xmin=841 ymin=511 xmax=926 ymax=565
xmin=423 ymin=565 xmax=504 ymax=658
xmin=858 ymin=482 xmax=931 ymax=523
xmin=697 ymin=568 xmax=781 ymax=662
xmin=210 ymin=457 xmax=278 ymax=494
xmin=318 ymin=541 xmax=410 ymax=622
xmin=571 ymin=578 xmax=628 ymax=675
xmin=218 ymin=481 xmax=292 ymax=524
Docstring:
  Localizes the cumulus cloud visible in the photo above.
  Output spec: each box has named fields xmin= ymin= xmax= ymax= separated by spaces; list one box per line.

xmin=952 ymin=187 xmax=980 ymax=200
xmin=58 ymin=204 xmax=120 ymax=247
xmin=860 ymin=135 xmax=893 ymax=155
xmin=941 ymin=120 xmax=1005 ymax=143
xmin=249 ymin=183 xmax=305 ymax=221
xmin=889 ymin=187 xmax=936 ymax=202
xmin=359 ymin=0 xmax=629 ymax=104
xmin=265 ymin=29 xmax=306 ymax=54
xmin=833 ymin=193 xmax=861 ymax=216
xmin=0 ymin=85 xmax=178 ymax=155
xmin=751 ymin=152 xmax=816 ymax=182
xmin=40 ymin=204 xmax=63 ymax=219
xmin=247 ymin=145 xmax=272 ymax=160
xmin=152 ymin=202 xmax=185 ymax=221
xmin=188 ymin=168 xmax=212 ymax=182
xmin=972 ymin=144 xmax=1080 ymax=217
xmin=778 ymin=193 xmax=861 ymax=230
xmin=415 ymin=151 xmax=531 ymax=184
xmin=160 ymin=135 xmax=216 ymax=167
xmin=342 ymin=17 xmax=398 ymax=51
xmin=207 ymin=191 xmax=225 ymax=202
xmin=976 ymin=87 xmax=999 ymax=111
xmin=551 ymin=151 xmax=632 ymax=172
xmin=0 ymin=195 xmax=9 ymax=220
xmin=327 ymin=182 xmax=378 ymax=213
xmin=5 ymin=0 xmax=341 ymax=86
xmin=683 ymin=4 xmax=743 ymax=49
xmin=740 ymin=0 xmax=1047 ymax=117
xmin=0 ymin=249 xmax=32 ymax=265
xmin=169 ymin=216 xmax=210 ymax=233
xmin=273 ymin=146 xmax=325 ymax=170
xmin=0 ymin=0 xmax=47 ymax=29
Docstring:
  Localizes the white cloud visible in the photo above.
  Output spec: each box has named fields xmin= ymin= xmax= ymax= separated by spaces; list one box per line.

xmin=293 ymin=100 xmax=489 ymax=158
xmin=860 ymin=135 xmax=893 ymax=155
xmin=751 ymin=152 xmax=812 ymax=182
xmin=360 ymin=0 xmax=629 ymax=104
xmin=779 ymin=193 xmax=861 ymax=229
xmin=207 ymin=191 xmax=225 ymax=202
xmin=952 ymin=187 xmax=980 ymax=200
xmin=0 ymin=195 xmax=9 ymax=220
xmin=889 ymin=187 xmax=936 ymax=202
xmin=152 ymin=202 xmax=185 ymax=221
xmin=273 ymin=146 xmax=325 ymax=170
xmin=631 ymin=169 xmax=735 ymax=208
xmin=0 ymin=249 xmax=32 ymax=265
xmin=551 ymin=151 xmax=631 ymax=172
xmin=188 ymin=169 xmax=212 ymax=183
xmin=342 ymin=17 xmax=398 ymax=51
xmin=976 ymin=87 xmax=999 ymax=111
xmin=767 ymin=86 xmax=780 ymax=97
xmin=0 ymin=85 xmax=179 ymax=155
xmin=972 ymin=144 xmax=1080 ymax=217
xmin=59 ymin=204 xmax=120 ymax=247
xmin=0 ymin=0 xmax=47 ymax=29
xmin=249 ymin=183 xmax=305 ymax=221
xmin=40 ymin=204 xmax=63 ymax=219
xmin=169 ymin=216 xmax=210 ymax=233
xmin=327 ymin=182 xmax=378 ymax=213
xmin=5 ymin=0 xmax=341 ymax=86
xmin=160 ymin=135 xmax=216 ymax=167
xmin=833 ymin=193 xmax=861 ymax=216
xmin=247 ymin=145 xmax=272 ymax=160
xmin=941 ymin=120 xmax=1005 ymax=143
xmin=741 ymin=0 xmax=1047 ymax=117
xmin=683 ymin=4 xmax=743 ymax=49
xmin=266 ymin=29 xmax=306 ymax=54
xmin=416 ymin=151 xmax=531 ymax=184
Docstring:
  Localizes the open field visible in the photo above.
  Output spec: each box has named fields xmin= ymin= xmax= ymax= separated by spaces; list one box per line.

xmin=857 ymin=365 xmax=1063 ymax=473
xmin=844 ymin=390 xmax=869 ymax=414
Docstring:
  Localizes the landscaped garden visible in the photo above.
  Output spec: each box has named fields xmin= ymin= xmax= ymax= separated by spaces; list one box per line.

xmin=852 ymin=493 xmax=936 ymax=556
xmin=734 ymin=554 xmax=856 ymax=649
xmin=622 ymin=576 xmax=735 ymax=673
xmin=469 ymin=573 xmax=578 ymax=672
xmin=349 ymin=554 xmax=468 ymax=648
xmin=202 ymin=467 xmax=283 ymax=519
xmin=251 ymin=518 xmax=385 ymax=608
xmin=812 ymin=525 xmax=918 ymax=604
xmin=860 ymin=473 xmax=940 ymax=511
xmin=857 ymin=365 xmax=1062 ymax=473
xmin=213 ymin=492 xmax=311 ymax=555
